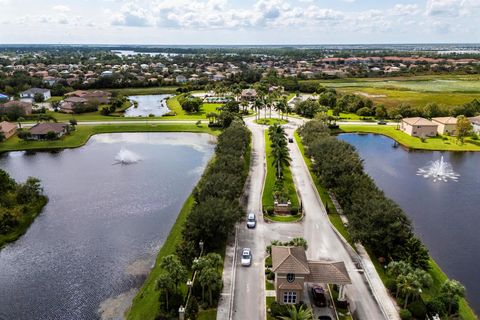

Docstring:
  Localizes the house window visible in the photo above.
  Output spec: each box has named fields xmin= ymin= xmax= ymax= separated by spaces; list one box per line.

xmin=286 ymin=273 xmax=295 ymax=283
xmin=283 ymin=291 xmax=297 ymax=304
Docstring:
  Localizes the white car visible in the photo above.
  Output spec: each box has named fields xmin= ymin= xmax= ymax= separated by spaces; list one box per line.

xmin=246 ymin=212 xmax=256 ymax=228
xmin=241 ymin=248 xmax=252 ymax=266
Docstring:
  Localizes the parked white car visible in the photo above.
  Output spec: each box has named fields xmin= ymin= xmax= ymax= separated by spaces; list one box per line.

xmin=241 ymin=248 xmax=252 ymax=266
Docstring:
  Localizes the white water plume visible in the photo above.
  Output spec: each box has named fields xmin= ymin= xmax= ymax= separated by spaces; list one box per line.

xmin=416 ymin=156 xmax=459 ymax=182
xmin=114 ymin=148 xmax=141 ymax=165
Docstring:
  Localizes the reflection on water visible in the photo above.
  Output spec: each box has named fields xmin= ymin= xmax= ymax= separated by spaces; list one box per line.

xmin=339 ymin=133 xmax=480 ymax=313
xmin=125 ymin=94 xmax=171 ymax=117
xmin=0 ymin=132 xmax=215 ymax=320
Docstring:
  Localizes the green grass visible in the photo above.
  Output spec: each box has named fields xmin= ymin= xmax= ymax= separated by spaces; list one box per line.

xmin=126 ymin=195 xmax=196 ymax=320
xmin=294 ymin=131 xmax=354 ymax=245
xmin=198 ymin=309 xmax=217 ymax=320
xmin=255 ymin=118 xmax=289 ymax=126
xmin=340 ymin=125 xmax=480 ymax=151
xmin=0 ymin=123 xmax=219 ymax=153
xmin=326 ymin=109 xmax=376 ymax=121
xmin=266 ymin=280 xmax=275 ymax=290
xmin=262 ymin=131 xmax=300 ymax=210
xmin=0 ymin=197 xmax=48 ymax=249
xmin=264 ymin=214 xmax=303 ymax=223
xmin=301 ymin=76 xmax=480 ymax=108
xmin=165 ymin=96 xmax=223 ymax=120
xmin=108 ymin=86 xmax=179 ymax=96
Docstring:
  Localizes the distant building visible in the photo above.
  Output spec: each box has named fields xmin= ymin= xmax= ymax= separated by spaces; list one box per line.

xmin=65 ymin=90 xmax=111 ymax=104
xmin=176 ymin=75 xmax=187 ymax=83
xmin=213 ymin=73 xmax=225 ymax=81
xmin=20 ymin=88 xmax=51 ymax=101
xmin=271 ymin=246 xmax=351 ymax=305
xmin=241 ymin=89 xmax=257 ymax=101
xmin=432 ymin=117 xmax=457 ymax=135
xmin=400 ymin=117 xmax=438 ymax=138
xmin=469 ymin=115 xmax=480 ymax=134
xmin=59 ymin=97 xmax=88 ymax=113
xmin=0 ymin=101 xmax=33 ymax=115
xmin=0 ymin=121 xmax=17 ymax=140
xmin=29 ymin=123 xmax=68 ymax=140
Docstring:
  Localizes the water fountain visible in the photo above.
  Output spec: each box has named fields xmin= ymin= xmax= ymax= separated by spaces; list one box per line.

xmin=114 ymin=148 xmax=141 ymax=165
xmin=416 ymin=156 xmax=459 ymax=182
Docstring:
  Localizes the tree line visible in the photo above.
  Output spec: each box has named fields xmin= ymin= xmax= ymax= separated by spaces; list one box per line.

xmin=0 ymin=169 xmax=47 ymax=247
xmin=153 ymin=120 xmax=251 ymax=318
xmin=298 ymin=120 xmax=467 ymax=318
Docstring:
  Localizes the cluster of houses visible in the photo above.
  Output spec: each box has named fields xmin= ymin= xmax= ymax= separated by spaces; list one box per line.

xmin=1 ymin=50 xmax=480 ymax=91
xmin=0 ymin=121 xmax=68 ymax=141
xmin=59 ymin=90 xmax=112 ymax=113
xmin=400 ymin=116 xmax=480 ymax=138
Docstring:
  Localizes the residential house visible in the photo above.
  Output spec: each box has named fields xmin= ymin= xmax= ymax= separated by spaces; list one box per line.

xmin=241 ymin=89 xmax=257 ymax=101
xmin=0 ymin=121 xmax=17 ymax=139
xmin=400 ymin=117 xmax=438 ymax=138
xmin=65 ymin=90 xmax=111 ymax=104
xmin=59 ymin=97 xmax=88 ymax=113
xmin=29 ymin=123 xmax=68 ymax=140
xmin=432 ymin=117 xmax=457 ymax=135
xmin=20 ymin=88 xmax=51 ymax=101
xmin=271 ymin=246 xmax=351 ymax=305
xmin=0 ymin=101 xmax=33 ymax=115
xmin=176 ymin=75 xmax=187 ymax=83
xmin=469 ymin=115 xmax=480 ymax=134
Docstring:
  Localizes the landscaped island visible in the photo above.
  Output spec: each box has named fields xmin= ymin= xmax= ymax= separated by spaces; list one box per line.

xmin=0 ymin=169 xmax=47 ymax=249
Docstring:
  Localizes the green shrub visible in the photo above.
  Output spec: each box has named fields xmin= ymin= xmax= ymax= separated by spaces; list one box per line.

xmin=385 ymin=278 xmax=397 ymax=294
xmin=399 ymin=308 xmax=412 ymax=320
xmin=407 ymin=300 xmax=427 ymax=319
xmin=270 ymin=302 xmax=289 ymax=317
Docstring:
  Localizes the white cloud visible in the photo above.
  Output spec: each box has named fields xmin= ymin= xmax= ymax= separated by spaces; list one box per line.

xmin=111 ymin=1 xmax=153 ymax=27
xmin=426 ymin=0 xmax=480 ymax=17
xmin=52 ymin=5 xmax=71 ymax=13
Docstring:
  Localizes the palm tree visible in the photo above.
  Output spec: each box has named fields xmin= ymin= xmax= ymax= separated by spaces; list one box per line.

xmin=17 ymin=117 xmax=25 ymax=129
xmin=156 ymin=273 xmax=174 ymax=311
xmin=254 ymin=98 xmax=264 ymax=121
xmin=397 ymin=273 xmax=421 ymax=308
xmin=279 ymin=304 xmax=314 ymax=320
xmin=272 ymin=142 xmax=291 ymax=179
xmin=198 ymin=267 xmax=221 ymax=306
xmin=440 ymin=279 xmax=466 ymax=315
xmin=275 ymin=97 xmax=288 ymax=120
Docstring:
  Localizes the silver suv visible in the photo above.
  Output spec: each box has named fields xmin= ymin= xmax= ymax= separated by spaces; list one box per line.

xmin=246 ymin=212 xmax=256 ymax=228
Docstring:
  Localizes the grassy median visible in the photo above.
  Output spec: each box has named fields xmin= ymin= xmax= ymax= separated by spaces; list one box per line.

xmin=340 ymin=125 xmax=480 ymax=152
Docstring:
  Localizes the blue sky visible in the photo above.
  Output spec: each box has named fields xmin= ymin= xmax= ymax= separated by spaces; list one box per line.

xmin=0 ymin=0 xmax=479 ymax=44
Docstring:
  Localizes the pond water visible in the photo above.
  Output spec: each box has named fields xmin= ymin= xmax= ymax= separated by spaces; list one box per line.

xmin=339 ymin=133 xmax=480 ymax=313
xmin=125 ymin=94 xmax=172 ymax=117
xmin=0 ymin=132 xmax=215 ymax=320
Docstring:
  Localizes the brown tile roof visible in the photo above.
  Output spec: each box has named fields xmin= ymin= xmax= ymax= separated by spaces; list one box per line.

xmin=0 ymin=121 xmax=16 ymax=133
xmin=307 ymin=261 xmax=351 ymax=285
xmin=432 ymin=117 xmax=457 ymax=125
xmin=278 ymin=282 xmax=304 ymax=290
xmin=402 ymin=117 xmax=438 ymax=126
xmin=29 ymin=123 xmax=67 ymax=135
xmin=272 ymin=246 xmax=310 ymax=275
xmin=469 ymin=115 xmax=480 ymax=125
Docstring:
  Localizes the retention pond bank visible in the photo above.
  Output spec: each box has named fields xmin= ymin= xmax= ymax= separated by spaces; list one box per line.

xmin=0 ymin=132 xmax=215 ymax=320
xmin=339 ymin=133 xmax=480 ymax=314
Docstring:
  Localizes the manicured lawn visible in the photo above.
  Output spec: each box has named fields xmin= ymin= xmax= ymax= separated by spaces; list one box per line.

xmin=255 ymin=118 xmax=289 ymax=126
xmin=265 ymin=214 xmax=303 ymax=223
xmin=266 ymin=297 xmax=276 ymax=320
xmin=127 ymin=195 xmax=196 ymax=320
xmin=340 ymin=125 xmax=480 ymax=151
xmin=262 ymin=131 xmax=299 ymax=210
xmin=0 ymin=123 xmax=219 ymax=153
xmin=326 ymin=109 xmax=376 ymax=122
xmin=165 ymin=96 xmax=223 ymax=120
xmin=197 ymin=309 xmax=217 ymax=320
xmin=266 ymin=280 xmax=275 ymax=290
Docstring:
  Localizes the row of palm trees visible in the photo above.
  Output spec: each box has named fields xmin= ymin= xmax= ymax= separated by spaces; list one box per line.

xmin=253 ymin=94 xmax=292 ymax=121
xmin=269 ymin=124 xmax=291 ymax=180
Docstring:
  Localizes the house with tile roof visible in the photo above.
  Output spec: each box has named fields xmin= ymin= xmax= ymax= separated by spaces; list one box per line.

xmin=400 ymin=117 xmax=438 ymax=138
xmin=432 ymin=117 xmax=458 ymax=135
xmin=271 ymin=246 xmax=351 ymax=304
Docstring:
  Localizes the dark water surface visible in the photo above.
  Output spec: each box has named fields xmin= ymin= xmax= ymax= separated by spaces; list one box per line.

xmin=0 ymin=133 xmax=215 ymax=320
xmin=339 ymin=133 xmax=480 ymax=313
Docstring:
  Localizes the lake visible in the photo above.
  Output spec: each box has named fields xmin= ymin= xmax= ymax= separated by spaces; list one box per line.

xmin=339 ymin=133 xmax=480 ymax=313
xmin=125 ymin=94 xmax=172 ymax=117
xmin=0 ymin=132 xmax=215 ymax=320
